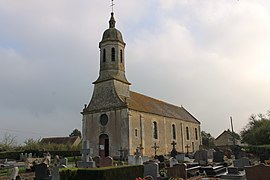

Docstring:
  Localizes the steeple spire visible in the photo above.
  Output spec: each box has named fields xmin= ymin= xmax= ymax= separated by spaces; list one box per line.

xmin=109 ymin=12 xmax=116 ymax=28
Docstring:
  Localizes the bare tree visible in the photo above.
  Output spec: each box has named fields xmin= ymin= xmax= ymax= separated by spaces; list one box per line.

xmin=0 ymin=132 xmax=17 ymax=150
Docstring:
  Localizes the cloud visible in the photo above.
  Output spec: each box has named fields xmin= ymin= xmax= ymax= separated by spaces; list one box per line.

xmin=0 ymin=0 xmax=270 ymax=143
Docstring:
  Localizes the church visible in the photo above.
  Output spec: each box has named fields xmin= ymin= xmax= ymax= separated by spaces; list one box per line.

xmin=81 ymin=12 xmax=201 ymax=158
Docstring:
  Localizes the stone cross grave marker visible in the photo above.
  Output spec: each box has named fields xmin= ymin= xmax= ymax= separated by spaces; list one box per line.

xmin=118 ymin=147 xmax=125 ymax=161
xmin=171 ymin=141 xmax=177 ymax=158
xmin=137 ymin=144 xmax=144 ymax=156
xmin=151 ymin=142 xmax=159 ymax=156
xmin=81 ymin=140 xmax=91 ymax=162
xmin=185 ymin=144 xmax=190 ymax=154
xmin=77 ymin=140 xmax=95 ymax=168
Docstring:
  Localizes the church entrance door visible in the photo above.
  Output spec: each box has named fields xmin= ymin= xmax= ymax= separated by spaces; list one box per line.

xmin=99 ymin=134 xmax=109 ymax=158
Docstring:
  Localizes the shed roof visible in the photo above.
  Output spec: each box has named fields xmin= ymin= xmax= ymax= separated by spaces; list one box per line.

xmin=40 ymin=136 xmax=80 ymax=145
xmin=126 ymin=91 xmax=200 ymax=124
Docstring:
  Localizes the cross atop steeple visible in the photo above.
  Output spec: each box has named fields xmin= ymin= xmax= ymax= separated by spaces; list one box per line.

xmin=110 ymin=0 xmax=115 ymax=13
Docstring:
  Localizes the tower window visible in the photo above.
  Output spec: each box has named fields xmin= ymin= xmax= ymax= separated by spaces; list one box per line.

xmin=195 ymin=128 xmax=198 ymax=140
xmin=153 ymin=121 xmax=158 ymax=139
xmin=172 ymin=124 xmax=176 ymax=140
xmin=135 ymin=129 xmax=138 ymax=137
xmin=111 ymin=47 xmax=115 ymax=61
xmin=103 ymin=49 xmax=106 ymax=62
xmin=186 ymin=127 xmax=189 ymax=140
xmin=120 ymin=49 xmax=123 ymax=63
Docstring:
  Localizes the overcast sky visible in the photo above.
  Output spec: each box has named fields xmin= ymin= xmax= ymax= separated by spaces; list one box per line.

xmin=1 ymin=0 xmax=270 ymax=144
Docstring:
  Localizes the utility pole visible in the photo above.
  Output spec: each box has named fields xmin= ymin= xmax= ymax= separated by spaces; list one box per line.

xmin=230 ymin=116 xmax=236 ymax=146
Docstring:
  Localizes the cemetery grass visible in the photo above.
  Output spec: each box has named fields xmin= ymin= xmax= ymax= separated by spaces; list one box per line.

xmin=0 ymin=166 xmax=25 ymax=177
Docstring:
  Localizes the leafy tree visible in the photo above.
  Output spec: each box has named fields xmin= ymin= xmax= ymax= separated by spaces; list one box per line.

xmin=69 ymin=129 xmax=81 ymax=138
xmin=201 ymin=131 xmax=215 ymax=148
xmin=241 ymin=111 xmax=270 ymax=145
xmin=24 ymin=138 xmax=41 ymax=150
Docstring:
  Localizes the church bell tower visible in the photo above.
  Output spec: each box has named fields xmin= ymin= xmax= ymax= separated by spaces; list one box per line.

xmin=84 ymin=12 xmax=130 ymax=113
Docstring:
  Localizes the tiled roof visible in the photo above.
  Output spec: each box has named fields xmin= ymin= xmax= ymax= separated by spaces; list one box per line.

xmin=127 ymin=91 xmax=200 ymax=124
xmin=40 ymin=136 xmax=80 ymax=145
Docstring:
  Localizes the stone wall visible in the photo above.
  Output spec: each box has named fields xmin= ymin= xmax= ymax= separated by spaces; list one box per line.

xmin=129 ymin=110 xmax=201 ymax=157
xmin=83 ymin=108 xmax=129 ymax=158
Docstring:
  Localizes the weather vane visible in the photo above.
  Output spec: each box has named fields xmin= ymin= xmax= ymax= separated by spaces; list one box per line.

xmin=110 ymin=0 xmax=115 ymax=12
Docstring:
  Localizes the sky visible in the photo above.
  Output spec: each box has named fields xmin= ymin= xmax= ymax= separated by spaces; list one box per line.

xmin=1 ymin=0 xmax=270 ymax=145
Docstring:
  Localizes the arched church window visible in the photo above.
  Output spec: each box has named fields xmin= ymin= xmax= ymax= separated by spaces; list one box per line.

xmin=103 ymin=49 xmax=106 ymax=62
xmin=100 ymin=114 xmax=108 ymax=126
xmin=172 ymin=124 xmax=176 ymax=140
xmin=186 ymin=126 xmax=189 ymax=140
xmin=195 ymin=128 xmax=198 ymax=140
xmin=111 ymin=47 xmax=115 ymax=61
xmin=120 ymin=49 xmax=123 ymax=63
xmin=153 ymin=121 xmax=158 ymax=139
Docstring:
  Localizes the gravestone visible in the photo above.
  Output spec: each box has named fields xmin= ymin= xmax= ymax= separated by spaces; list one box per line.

xmin=259 ymin=152 xmax=270 ymax=163
xmin=128 ymin=155 xmax=135 ymax=165
xmin=213 ymin=150 xmax=224 ymax=162
xmin=200 ymin=165 xmax=227 ymax=177
xmin=29 ymin=153 xmax=33 ymax=158
xmin=207 ymin=149 xmax=215 ymax=159
xmin=20 ymin=153 xmax=25 ymax=161
xmin=245 ymin=164 xmax=270 ymax=180
xmin=135 ymin=156 xmax=143 ymax=165
xmin=233 ymin=157 xmax=250 ymax=170
xmin=220 ymin=167 xmax=246 ymax=180
xmin=144 ymin=162 xmax=159 ymax=180
xmin=166 ymin=163 xmax=187 ymax=179
xmin=194 ymin=150 xmax=208 ymax=165
xmin=175 ymin=153 xmax=185 ymax=162
xmin=51 ymin=164 xmax=66 ymax=180
xmin=156 ymin=155 xmax=165 ymax=163
xmin=93 ymin=156 xmax=101 ymax=168
xmin=59 ymin=158 xmax=68 ymax=166
xmin=169 ymin=157 xmax=178 ymax=167
xmin=9 ymin=167 xmax=19 ymax=180
xmin=34 ymin=163 xmax=51 ymax=180
xmin=100 ymin=156 xmax=113 ymax=167
xmin=156 ymin=155 xmax=165 ymax=169
xmin=143 ymin=156 xmax=149 ymax=162
xmin=77 ymin=140 xmax=96 ymax=168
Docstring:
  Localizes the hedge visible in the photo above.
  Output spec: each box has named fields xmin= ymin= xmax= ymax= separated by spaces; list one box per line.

xmin=60 ymin=165 xmax=144 ymax=180
xmin=244 ymin=145 xmax=270 ymax=155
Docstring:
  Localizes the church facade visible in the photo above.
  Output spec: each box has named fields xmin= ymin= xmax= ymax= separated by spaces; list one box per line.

xmin=81 ymin=12 xmax=201 ymax=158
